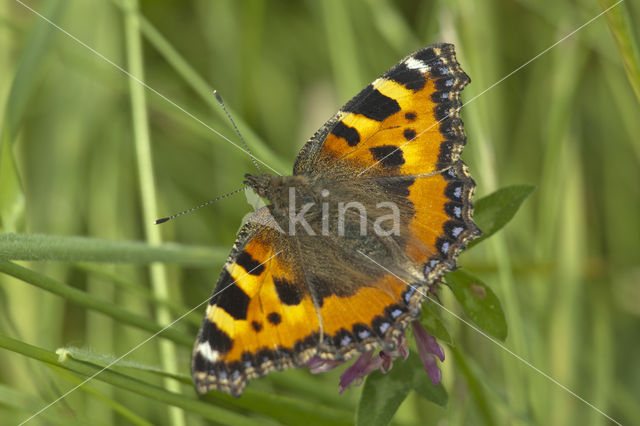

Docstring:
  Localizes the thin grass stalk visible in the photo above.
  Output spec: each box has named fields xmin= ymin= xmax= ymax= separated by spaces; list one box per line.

xmin=122 ymin=1 xmax=185 ymax=425
xmin=599 ymin=0 xmax=640 ymax=103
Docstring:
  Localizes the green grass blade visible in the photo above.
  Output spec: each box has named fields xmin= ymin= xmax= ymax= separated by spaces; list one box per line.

xmin=49 ymin=367 xmax=153 ymax=426
xmin=122 ymin=0 xmax=186 ymax=423
xmin=0 ymin=233 xmax=227 ymax=265
xmin=56 ymin=346 xmax=191 ymax=384
xmin=600 ymin=0 xmax=640 ymax=102
xmin=0 ymin=129 xmax=25 ymax=232
xmin=0 ymin=333 xmax=256 ymax=424
xmin=0 ymin=261 xmax=192 ymax=346
xmin=3 ymin=0 xmax=64 ymax=140
xmin=75 ymin=264 xmax=202 ymax=327
xmin=320 ymin=0 xmax=362 ymax=98
xmin=0 ymin=383 xmax=89 ymax=426
xmin=450 ymin=347 xmax=496 ymax=426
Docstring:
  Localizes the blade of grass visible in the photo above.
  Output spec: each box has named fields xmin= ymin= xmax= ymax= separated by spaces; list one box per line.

xmin=0 ymin=260 xmax=192 ymax=346
xmin=450 ymin=346 xmax=495 ymax=426
xmin=0 ymin=333 xmax=256 ymax=424
xmin=109 ymin=0 xmax=288 ymax=174
xmin=0 ymin=233 xmax=227 ymax=266
xmin=75 ymin=264 xmax=202 ymax=327
xmin=0 ymin=383 xmax=89 ymax=426
xmin=0 ymin=129 xmax=25 ymax=232
xmin=363 ymin=0 xmax=419 ymax=55
xmin=548 ymin=139 xmax=585 ymax=425
xmin=532 ymin=40 xmax=587 ymax=424
xmin=210 ymin=389 xmax=354 ymax=426
xmin=3 ymin=0 xmax=64 ymax=141
xmin=589 ymin=297 xmax=613 ymax=426
xmin=0 ymin=0 xmax=65 ymax=232
xmin=49 ymin=367 xmax=153 ymax=426
xmin=123 ymin=1 xmax=185 ymax=423
xmin=56 ymin=346 xmax=191 ymax=385
xmin=320 ymin=0 xmax=363 ymax=99
xmin=599 ymin=0 xmax=640 ymax=102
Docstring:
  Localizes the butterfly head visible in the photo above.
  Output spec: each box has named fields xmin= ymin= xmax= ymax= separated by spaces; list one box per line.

xmin=244 ymin=173 xmax=312 ymax=210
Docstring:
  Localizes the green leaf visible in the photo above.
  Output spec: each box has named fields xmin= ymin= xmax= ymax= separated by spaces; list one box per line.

xmin=420 ymin=301 xmax=453 ymax=346
xmin=470 ymin=185 xmax=535 ymax=248
xmin=357 ymin=353 xmax=447 ymax=426
xmin=445 ymin=269 xmax=508 ymax=341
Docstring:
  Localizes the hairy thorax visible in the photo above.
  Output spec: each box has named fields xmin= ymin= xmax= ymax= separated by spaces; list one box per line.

xmin=244 ymin=173 xmax=404 ymax=240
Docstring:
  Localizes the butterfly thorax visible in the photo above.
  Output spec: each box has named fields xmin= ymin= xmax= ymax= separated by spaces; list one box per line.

xmin=244 ymin=172 xmax=405 ymax=241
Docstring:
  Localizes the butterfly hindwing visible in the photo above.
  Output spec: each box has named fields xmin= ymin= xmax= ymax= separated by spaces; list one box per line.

xmin=192 ymin=212 xmax=321 ymax=396
xmin=192 ymin=213 xmax=430 ymax=396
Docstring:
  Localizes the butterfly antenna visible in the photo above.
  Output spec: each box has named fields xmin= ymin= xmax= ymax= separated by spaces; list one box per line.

xmin=154 ymin=186 xmax=246 ymax=224
xmin=214 ymin=90 xmax=262 ymax=174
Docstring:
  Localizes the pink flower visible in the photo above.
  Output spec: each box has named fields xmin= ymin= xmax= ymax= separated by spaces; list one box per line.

xmin=306 ymin=321 xmax=445 ymax=392
xmin=411 ymin=320 xmax=445 ymax=385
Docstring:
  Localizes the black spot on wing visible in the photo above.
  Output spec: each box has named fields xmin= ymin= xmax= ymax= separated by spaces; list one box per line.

xmin=293 ymin=333 xmax=319 ymax=354
xmin=274 ymin=277 xmax=303 ymax=306
xmin=210 ymin=269 xmax=233 ymax=305
xmin=213 ymin=281 xmax=251 ymax=320
xmin=236 ymin=250 xmax=265 ymax=276
xmin=267 ymin=312 xmax=281 ymax=325
xmin=370 ymin=145 xmax=405 ymax=167
xmin=251 ymin=321 xmax=262 ymax=332
xmin=413 ymin=47 xmax=438 ymax=63
xmin=405 ymin=112 xmax=417 ymax=121
xmin=331 ymin=121 xmax=360 ymax=146
xmin=308 ymin=275 xmax=362 ymax=307
xmin=343 ymin=84 xmax=401 ymax=122
xmin=385 ymin=63 xmax=427 ymax=91
xmin=376 ymin=177 xmax=415 ymax=197
xmin=193 ymin=351 xmax=207 ymax=371
xmin=200 ymin=321 xmax=233 ymax=354
xmin=403 ymin=128 xmax=416 ymax=141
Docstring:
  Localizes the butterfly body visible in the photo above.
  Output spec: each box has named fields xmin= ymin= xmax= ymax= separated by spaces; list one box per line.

xmin=192 ymin=44 xmax=479 ymax=396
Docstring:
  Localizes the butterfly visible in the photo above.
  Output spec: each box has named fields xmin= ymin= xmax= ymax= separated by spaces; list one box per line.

xmin=191 ymin=43 xmax=479 ymax=396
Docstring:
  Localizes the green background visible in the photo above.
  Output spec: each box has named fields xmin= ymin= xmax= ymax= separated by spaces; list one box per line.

xmin=1 ymin=0 xmax=639 ymax=425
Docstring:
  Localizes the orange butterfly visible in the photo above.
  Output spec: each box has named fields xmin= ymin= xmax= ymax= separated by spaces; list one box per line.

xmin=192 ymin=43 xmax=479 ymax=396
